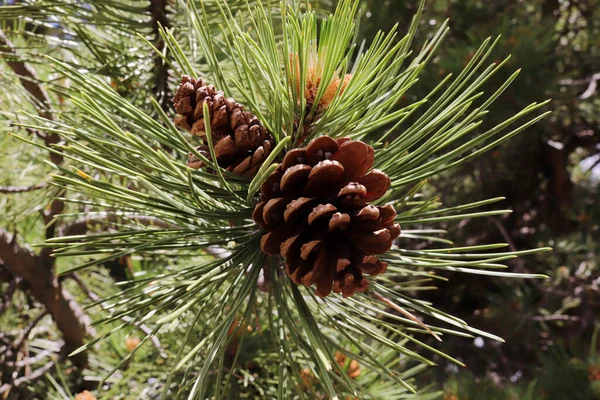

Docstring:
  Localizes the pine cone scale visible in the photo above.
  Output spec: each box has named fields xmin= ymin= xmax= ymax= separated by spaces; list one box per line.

xmin=280 ymin=164 xmax=311 ymax=194
xmin=308 ymin=203 xmax=337 ymax=225
xmin=282 ymin=148 xmax=307 ymax=170
xmin=283 ymin=197 xmax=314 ymax=223
xmin=302 ymin=244 xmax=329 ymax=286
xmin=330 ymin=140 xmax=375 ymax=183
xmin=356 ymin=169 xmax=391 ymax=201
xmin=302 ymin=160 xmax=345 ymax=197
xmin=300 ymin=239 xmax=322 ymax=260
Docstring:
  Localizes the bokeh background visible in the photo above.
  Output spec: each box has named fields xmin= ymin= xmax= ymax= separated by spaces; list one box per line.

xmin=1 ymin=0 xmax=599 ymax=399
xmin=356 ymin=0 xmax=600 ymax=398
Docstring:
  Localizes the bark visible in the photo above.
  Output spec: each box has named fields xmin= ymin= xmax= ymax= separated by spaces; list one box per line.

xmin=0 ymin=229 xmax=90 ymax=366
xmin=149 ymin=0 xmax=171 ymax=112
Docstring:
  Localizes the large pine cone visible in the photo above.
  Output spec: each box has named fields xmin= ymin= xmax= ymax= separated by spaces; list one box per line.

xmin=252 ymin=136 xmax=400 ymax=297
xmin=173 ymin=75 xmax=274 ymax=177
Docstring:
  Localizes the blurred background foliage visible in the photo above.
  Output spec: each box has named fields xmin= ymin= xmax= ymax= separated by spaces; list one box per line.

xmin=0 ymin=0 xmax=599 ymax=398
xmin=356 ymin=0 xmax=600 ymax=398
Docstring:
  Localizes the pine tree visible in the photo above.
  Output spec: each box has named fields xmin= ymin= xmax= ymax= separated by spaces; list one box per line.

xmin=0 ymin=0 xmax=551 ymax=398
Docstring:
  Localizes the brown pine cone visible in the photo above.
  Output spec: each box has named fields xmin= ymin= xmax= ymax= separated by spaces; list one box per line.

xmin=252 ymin=136 xmax=400 ymax=297
xmin=173 ymin=75 xmax=274 ymax=177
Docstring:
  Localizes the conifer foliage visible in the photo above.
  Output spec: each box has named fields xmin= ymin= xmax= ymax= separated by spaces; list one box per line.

xmin=2 ymin=0 xmax=552 ymax=398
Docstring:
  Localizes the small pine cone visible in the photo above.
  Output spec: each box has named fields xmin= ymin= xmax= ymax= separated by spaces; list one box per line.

xmin=173 ymin=75 xmax=274 ymax=176
xmin=252 ymin=136 xmax=400 ymax=297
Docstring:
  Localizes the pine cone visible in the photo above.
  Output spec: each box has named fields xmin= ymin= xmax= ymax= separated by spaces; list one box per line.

xmin=252 ymin=136 xmax=400 ymax=297
xmin=173 ymin=75 xmax=274 ymax=177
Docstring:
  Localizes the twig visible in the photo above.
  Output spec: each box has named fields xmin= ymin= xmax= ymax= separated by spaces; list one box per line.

xmin=12 ymin=360 xmax=54 ymax=386
xmin=580 ymin=73 xmax=600 ymax=100
xmin=4 ymin=349 xmax=55 ymax=368
xmin=531 ymin=314 xmax=580 ymax=322
xmin=13 ymin=311 xmax=48 ymax=352
xmin=69 ymin=273 xmax=167 ymax=358
xmin=370 ymin=291 xmax=442 ymax=341
xmin=488 ymin=217 xmax=516 ymax=252
xmin=0 ymin=277 xmax=19 ymax=317
xmin=560 ymin=72 xmax=600 ymax=99
xmin=0 ymin=183 xmax=47 ymax=194
xmin=0 ymin=384 xmax=9 ymax=395
xmin=487 ymin=217 xmax=546 ymax=292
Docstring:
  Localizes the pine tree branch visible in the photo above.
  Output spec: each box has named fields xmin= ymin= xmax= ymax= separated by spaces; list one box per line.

xmin=149 ymin=0 xmax=171 ymax=112
xmin=0 ymin=229 xmax=91 ymax=367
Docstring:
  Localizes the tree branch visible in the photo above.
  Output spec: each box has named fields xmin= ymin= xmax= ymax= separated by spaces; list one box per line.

xmin=580 ymin=72 xmax=600 ymax=100
xmin=0 ymin=183 xmax=47 ymax=194
xmin=0 ymin=26 xmax=65 ymax=255
xmin=12 ymin=361 xmax=54 ymax=387
xmin=149 ymin=0 xmax=171 ymax=112
xmin=0 ymin=229 xmax=90 ymax=366
xmin=13 ymin=311 xmax=48 ymax=353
